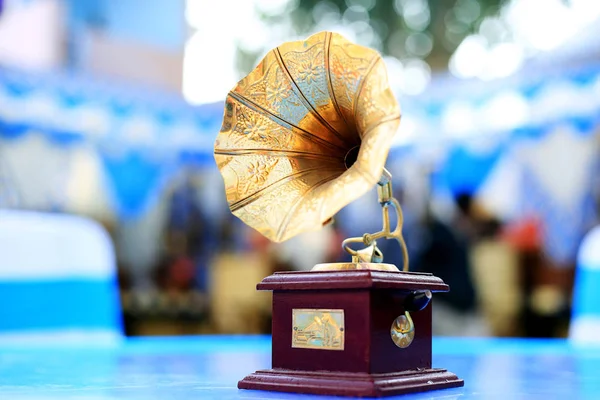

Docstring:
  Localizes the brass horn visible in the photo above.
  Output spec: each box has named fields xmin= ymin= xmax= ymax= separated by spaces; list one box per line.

xmin=214 ymin=31 xmax=408 ymax=272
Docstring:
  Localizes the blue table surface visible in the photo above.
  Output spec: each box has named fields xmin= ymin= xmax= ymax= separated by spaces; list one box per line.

xmin=1 ymin=336 xmax=600 ymax=400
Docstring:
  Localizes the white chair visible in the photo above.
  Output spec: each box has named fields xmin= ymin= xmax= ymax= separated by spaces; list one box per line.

xmin=570 ymin=225 xmax=600 ymax=345
xmin=0 ymin=210 xmax=122 ymax=344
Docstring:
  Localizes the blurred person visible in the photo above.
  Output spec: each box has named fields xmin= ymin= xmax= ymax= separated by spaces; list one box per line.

xmin=159 ymin=173 xmax=210 ymax=291
xmin=121 ymin=173 xmax=213 ymax=335
xmin=468 ymin=202 xmax=522 ymax=337
xmin=412 ymin=193 xmax=487 ymax=336
xmin=208 ymin=220 xmax=273 ymax=334
xmin=504 ymin=217 xmax=574 ymax=338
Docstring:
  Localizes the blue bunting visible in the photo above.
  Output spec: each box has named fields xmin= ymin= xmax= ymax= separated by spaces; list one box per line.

xmin=433 ymin=145 xmax=502 ymax=196
xmin=101 ymin=150 xmax=173 ymax=220
xmin=45 ymin=128 xmax=84 ymax=146
xmin=0 ymin=120 xmax=29 ymax=140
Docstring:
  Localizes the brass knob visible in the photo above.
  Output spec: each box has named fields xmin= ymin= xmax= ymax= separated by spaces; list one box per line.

xmin=390 ymin=312 xmax=415 ymax=348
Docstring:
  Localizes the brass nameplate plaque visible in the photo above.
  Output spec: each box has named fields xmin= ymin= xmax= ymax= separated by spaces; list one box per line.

xmin=292 ymin=309 xmax=345 ymax=350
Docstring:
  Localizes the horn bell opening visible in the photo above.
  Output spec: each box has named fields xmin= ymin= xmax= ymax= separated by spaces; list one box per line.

xmin=214 ymin=31 xmax=401 ymax=242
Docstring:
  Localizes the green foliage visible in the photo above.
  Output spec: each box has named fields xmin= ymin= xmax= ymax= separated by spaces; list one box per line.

xmin=237 ymin=0 xmax=507 ymax=73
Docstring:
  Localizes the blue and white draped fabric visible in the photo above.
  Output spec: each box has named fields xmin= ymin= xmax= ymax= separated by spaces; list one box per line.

xmin=0 ymin=66 xmax=221 ymax=218
xmin=0 ymin=62 xmax=599 ymax=248
xmin=516 ymin=126 xmax=598 ymax=264
xmin=570 ymin=226 xmax=600 ymax=345
xmin=0 ymin=210 xmax=122 ymax=344
xmin=392 ymin=65 xmax=600 ymax=264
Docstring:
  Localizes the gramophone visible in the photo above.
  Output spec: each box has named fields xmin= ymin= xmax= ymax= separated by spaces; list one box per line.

xmin=214 ymin=32 xmax=463 ymax=397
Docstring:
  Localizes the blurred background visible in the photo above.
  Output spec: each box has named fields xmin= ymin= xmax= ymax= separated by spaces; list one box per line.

xmin=0 ymin=0 xmax=598 ymax=339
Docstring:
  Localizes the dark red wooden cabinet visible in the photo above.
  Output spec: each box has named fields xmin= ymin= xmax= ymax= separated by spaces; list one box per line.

xmin=239 ymin=269 xmax=464 ymax=397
